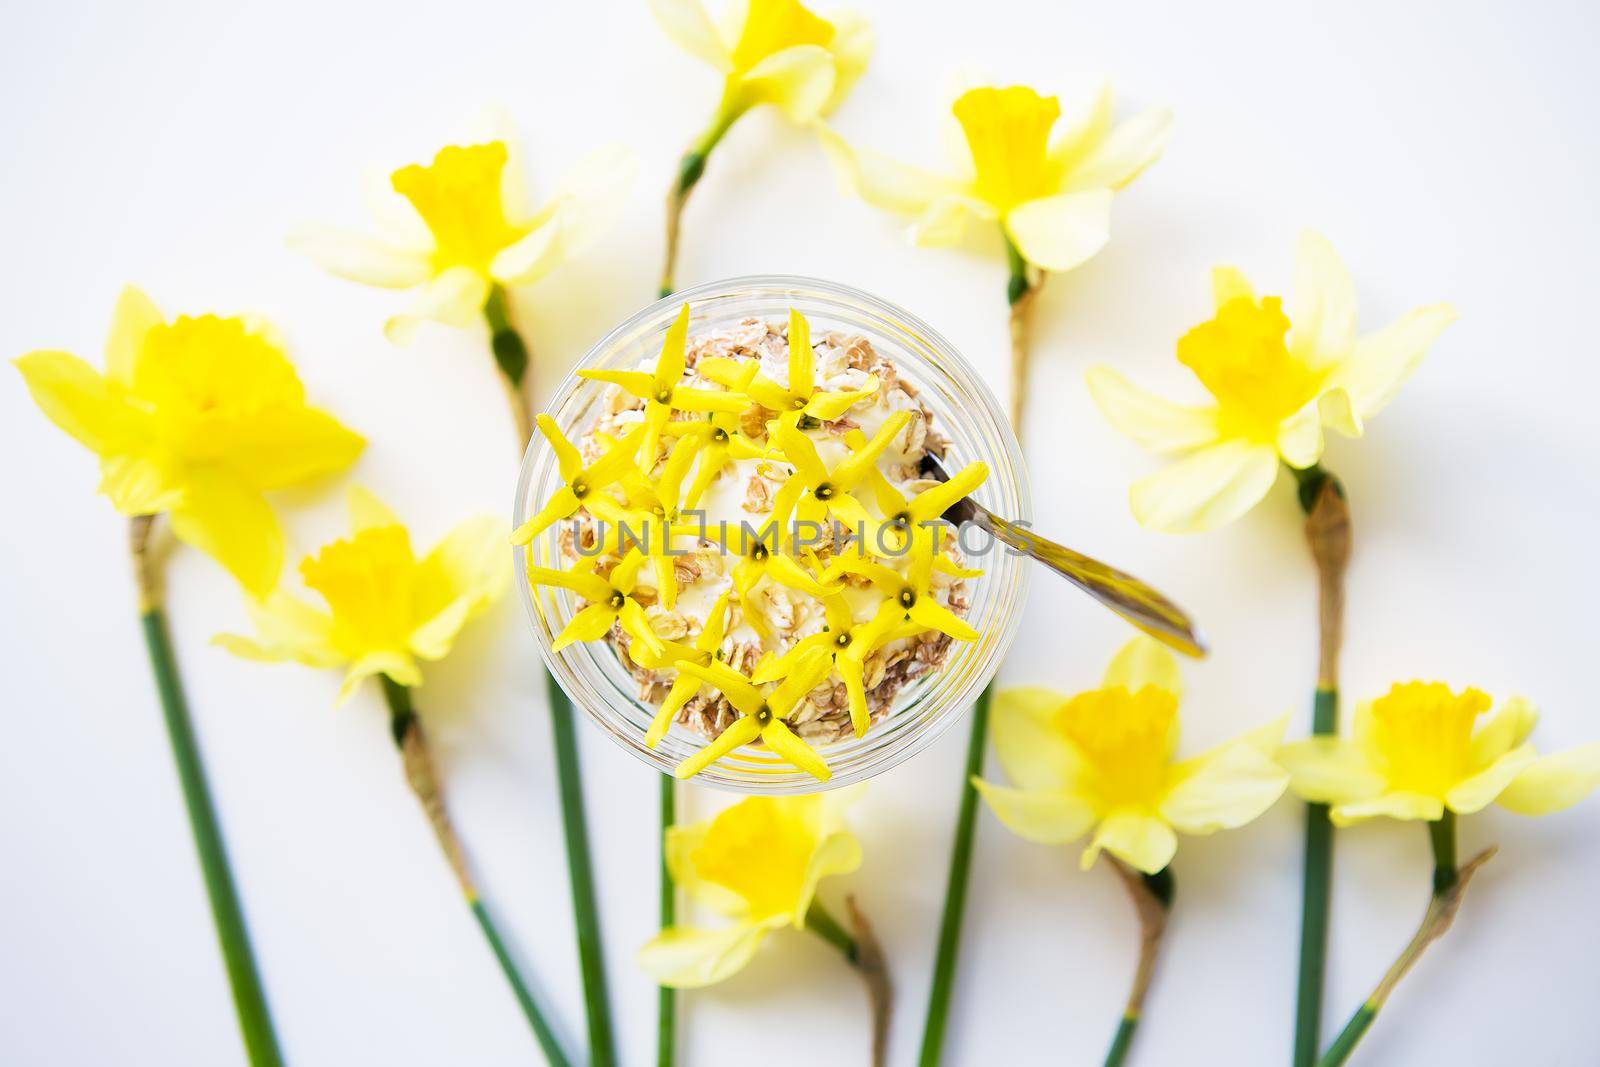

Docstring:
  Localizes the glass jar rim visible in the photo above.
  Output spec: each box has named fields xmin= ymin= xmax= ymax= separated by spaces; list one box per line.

xmin=513 ymin=275 xmax=1032 ymax=794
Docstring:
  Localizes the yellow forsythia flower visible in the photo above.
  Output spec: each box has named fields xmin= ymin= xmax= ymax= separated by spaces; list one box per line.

xmin=1279 ymin=682 xmax=1600 ymax=824
xmin=215 ymin=488 xmax=510 ymax=703
xmin=974 ymin=637 xmax=1288 ymax=874
xmin=823 ymin=79 xmax=1170 ymax=271
xmin=650 ymin=0 xmax=872 ymax=128
xmin=637 ymin=788 xmax=862 ymax=987
xmin=292 ymin=123 xmax=635 ymax=342
xmin=13 ymin=287 xmax=363 ymax=596
xmin=1087 ymin=231 xmax=1456 ymax=533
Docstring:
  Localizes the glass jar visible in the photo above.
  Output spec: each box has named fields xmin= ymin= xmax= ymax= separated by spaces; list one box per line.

xmin=514 ymin=276 xmax=1031 ymax=793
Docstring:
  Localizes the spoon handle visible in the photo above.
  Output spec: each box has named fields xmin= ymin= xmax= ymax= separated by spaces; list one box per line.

xmin=978 ymin=510 xmax=1208 ymax=658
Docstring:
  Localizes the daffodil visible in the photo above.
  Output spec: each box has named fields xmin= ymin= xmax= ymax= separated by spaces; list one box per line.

xmin=1087 ymin=231 xmax=1457 ymax=533
xmin=661 ymin=409 xmax=779 ymax=507
xmin=673 ymin=648 xmax=835 ymax=779
xmin=526 ymin=550 xmax=665 ymax=660
xmin=822 ymin=79 xmax=1168 ymax=274
xmin=975 ymin=637 xmax=1288 ymax=874
xmin=638 ymin=789 xmax=862 ymax=986
xmin=14 ymin=286 xmax=364 ymax=596
xmin=1279 ymin=682 xmax=1600 ymax=825
xmin=510 ymin=416 xmax=645 ymax=546
xmin=651 ymin=0 xmax=872 ymax=293
xmin=292 ymin=131 xmax=635 ymax=346
xmin=698 ymin=308 xmax=879 ymax=428
xmin=215 ymin=487 xmax=509 ymax=703
xmin=578 ymin=303 xmax=748 ymax=462
xmin=772 ymin=410 xmax=911 ymax=527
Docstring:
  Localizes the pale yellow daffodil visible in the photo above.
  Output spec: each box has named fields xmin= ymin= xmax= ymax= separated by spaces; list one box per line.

xmin=292 ymin=130 xmax=635 ymax=343
xmin=1279 ymin=681 xmax=1600 ymax=825
xmin=14 ymin=287 xmax=364 ymax=597
xmin=673 ymin=647 xmax=835 ymax=780
xmin=215 ymin=488 xmax=509 ymax=703
xmin=1088 ymin=232 xmax=1457 ymax=533
xmin=578 ymin=303 xmax=748 ymax=463
xmin=651 ymin=0 xmax=871 ymax=130
xmin=975 ymin=637 xmax=1288 ymax=874
xmin=637 ymin=787 xmax=862 ymax=987
xmin=823 ymin=79 xmax=1170 ymax=272
xmin=527 ymin=549 xmax=665 ymax=660
xmin=698 ymin=309 xmax=879 ymax=428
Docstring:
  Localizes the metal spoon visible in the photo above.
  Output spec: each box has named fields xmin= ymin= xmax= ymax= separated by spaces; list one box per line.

xmin=920 ymin=453 xmax=1208 ymax=657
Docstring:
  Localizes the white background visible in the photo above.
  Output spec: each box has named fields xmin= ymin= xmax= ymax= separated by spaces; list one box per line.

xmin=3 ymin=1 xmax=1597 ymax=1063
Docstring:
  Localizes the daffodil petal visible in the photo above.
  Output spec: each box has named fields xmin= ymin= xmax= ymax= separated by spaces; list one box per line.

xmin=336 ymin=650 xmax=421 ymax=706
xmin=1082 ymin=811 xmax=1177 ymax=875
xmin=1128 ymin=439 xmax=1279 ymax=534
xmin=288 ymin=224 xmax=432 ymax=289
xmin=648 ymin=0 xmax=733 ymax=69
xmin=793 ymin=827 xmax=862 ymax=925
xmin=989 ymin=686 xmax=1082 ymax=790
xmin=740 ymin=43 xmax=836 ymax=123
xmin=488 ymin=215 xmax=564 ymax=287
xmin=1317 ymin=385 xmax=1363 ymax=439
xmin=1004 ymin=189 xmax=1112 ymax=273
xmin=212 ymin=592 xmax=342 ymax=668
xmin=1329 ymin=304 xmax=1457 ymax=419
xmin=1161 ymin=733 xmax=1290 ymax=835
xmin=212 ymin=406 xmax=365 ymax=491
xmin=1211 ymin=266 xmax=1255 ymax=309
xmin=907 ymin=194 xmax=984 ymax=247
xmin=104 ymin=285 xmax=163 ymax=384
xmin=1329 ymin=790 xmax=1443 ymax=826
xmin=98 ymin=454 xmax=184 ymax=514
xmin=817 ymin=124 xmax=956 ymax=215
xmin=168 ymin=468 xmax=282 ymax=598
xmin=1289 ymin=230 xmax=1357 ymax=367
xmin=1085 ymin=366 xmax=1219 ymax=454
xmin=1278 ymin=737 xmax=1386 ymax=805
xmin=1469 ymin=695 xmax=1539 ymax=767
xmin=1062 ymin=107 xmax=1172 ymax=192
xmin=637 ymin=923 xmax=769 ymax=989
xmin=1101 ymin=636 xmax=1182 ymax=700
xmin=663 ymin=823 xmax=749 ymax=917
xmin=1445 ymin=743 xmax=1538 ymax=814
xmin=415 ymin=514 xmax=512 ymax=629
xmin=383 ymin=267 xmax=490 ymax=344
xmin=1276 ymin=397 xmax=1326 ymax=469
xmin=973 ymin=778 xmax=1095 ymax=845
xmin=821 ymin=10 xmax=872 ymax=113
xmin=1497 ymin=742 xmax=1600 ymax=815
xmin=13 ymin=350 xmax=135 ymax=454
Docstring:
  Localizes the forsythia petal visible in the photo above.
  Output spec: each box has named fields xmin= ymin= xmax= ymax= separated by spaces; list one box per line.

xmin=1496 ymin=742 xmax=1600 ymax=815
xmin=1128 ymin=438 xmax=1279 ymax=533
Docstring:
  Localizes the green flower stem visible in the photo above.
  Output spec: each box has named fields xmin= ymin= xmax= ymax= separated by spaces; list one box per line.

xmin=657 ymin=773 xmax=677 ymax=1067
xmin=481 ymin=297 xmax=617 ymax=1067
xmin=1103 ymin=863 xmax=1174 ymax=1067
xmin=1316 ymin=812 xmax=1494 ymax=1067
xmin=379 ymin=677 xmax=572 ymax=1066
xmin=131 ymin=517 xmax=283 ymax=1067
xmin=1289 ymin=463 xmax=1352 ymax=1067
xmin=660 ymin=108 xmax=744 ymax=299
xmin=545 ymin=669 xmax=616 ymax=1067
xmin=916 ymin=681 xmax=994 ymax=1067
xmin=809 ymin=899 xmax=893 ymax=1067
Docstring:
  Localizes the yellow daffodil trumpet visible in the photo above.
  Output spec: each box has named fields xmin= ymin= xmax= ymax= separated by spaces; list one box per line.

xmin=974 ymin=637 xmax=1288 ymax=1066
xmin=1279 ymin=681 xmax=1600 ymax=1066
xmin=650 ymin=0 xmax=872 ymax=295
xmin=214 ymin=488 xmax=573 ymax=1063
xmin=1087 ymin=230 xmax=1454 ymax=1066
xmin=12 ymin=286 xmax=370 ymax=1064
xmin=638 ymin=790 xmax=892 ymax=1064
